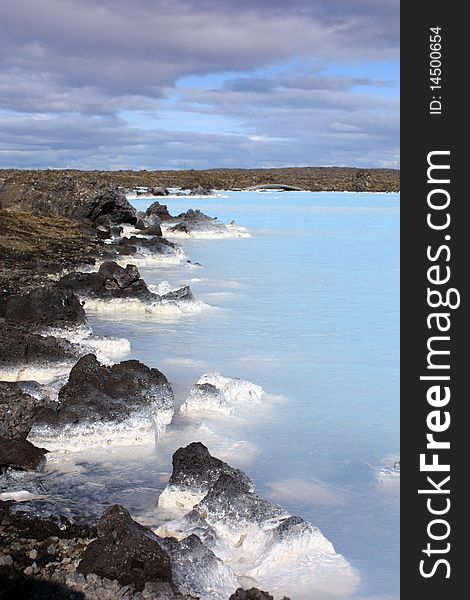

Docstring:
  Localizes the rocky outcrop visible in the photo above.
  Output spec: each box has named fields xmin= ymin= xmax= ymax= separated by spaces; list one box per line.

xmin=28 ymin=354 xmax=174 ymax=450
xmin=78 ymin=505 xmax=173 ymax=591
xmin=158 ymin=444 xmax=356 ymax=598
xmin=0 ymin=437 xmax=48 ymax=471
xmin=157 ymin=442 xmax=254 ymax=511
xmin=79 ymin=504 xmax=237 ymax=599
xmin=146 ymin=200 xmax=171 ymax=221
xmin=59 ymin=261 xmax=157 ymax=303
xmin=0 ymin=173 xmax=136 ymax=226
xmin=189 ymin=185 xmax=213 ymax=196
xmin=116 ymin=235 xmax=181 ymax=259
xmin=4 ymin=287 xmax=87 ymax=331
xmin=59 ymin=261 xmax=194 ymax=305
xmin=0 ymin=323 xmax=80 ymax=376
xmin=0 ymin=382 xmax=53 ymax=439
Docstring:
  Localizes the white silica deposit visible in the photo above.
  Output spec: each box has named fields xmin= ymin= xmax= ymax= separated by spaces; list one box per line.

xmin=180 ymin=372 xmax=265 ymax=415
xmin=27 ymin=403 xmax=175 ymax=453
xmin=157 ymin=482 xmax=359 ymax=600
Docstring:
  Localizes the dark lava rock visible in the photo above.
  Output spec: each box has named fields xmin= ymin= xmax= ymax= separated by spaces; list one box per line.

xmin=143 ymin=222 xmax=163 ymax=236
xmin=168 ymin=442 xmax=254 ymax=496
xmin=78 ymin=504 xmax=173 ymax=590
xmin=83 ymin=189 xmax=137 ymax=225
xmin=0 ymin=437 xmax=48 ymax=471
xmin=96 ymin=225 xmax=111 ymax=239
xmin=0 ymin=382 xmax=53 ymax=439
xmin=79 ymin=504 xmax=234 ymax=597
xmin=230 ymin=588 xmax=291 ymax=600
xmin=118 ymin=235 xmax=180 ymax=257
xmin=149 ymin=187 xmax=170 ymax=197
xmin=0 ymin=323 xmax=80 ymax=369
xmin=146 ymin=200 xmax=172 ymax=221
xmin=59 ymin=261 xmax=158 ymax=303
xmin=134 ymin=217 xmax=147 ymax=230
xmin=110 ymin=224 xmax=123 ymax=237
xmin=194 ymin=473 xmax=286 ymax=525
xmin=175 ymin=209 xmax=214 ymax=223
xmin=30 ymin=354 xmax=174 ymax=439
xmin=160 ymin=285 xmax=194 ymax=303
xmin=4 ymin=287 xmax=87 ymax=330
xmin=189 ymin=185 xmax=212 ymax=196
xmin=115 ymin=243 xmax=137 ymax=255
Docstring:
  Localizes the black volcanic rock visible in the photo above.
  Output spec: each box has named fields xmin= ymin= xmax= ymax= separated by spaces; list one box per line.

xmin=82 ymin=189 xmax=137 ymax=225
xmin=168 ymin=442 xmax=254 ymax=496
xmin=0 ymin=323 xmax=80 ymax=369
xmin=59 ymin=261 xmax=158 ymax=303
xmin=4 ymin=287 xmax=87 ymax=330
xmin=0 ymin=382 xmax=53 ymax=439
xmin=0 ymin=437 xmax=48 ymax=471
xmin=79 ymin=504 xmax=236 ymax=597
xmin=28 ymin=354 xmax=174 ymax=448
xmin=118 ymin=235 xmax=180 ymax=257
xmin=78 ymin=505 xmax=173 ymax=591
xmin=143 ymin=222 xmax=163 ymax=236
xmin=146 ymin=200 xmax=171 ymax=221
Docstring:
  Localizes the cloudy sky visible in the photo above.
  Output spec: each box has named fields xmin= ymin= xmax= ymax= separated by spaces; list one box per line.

xmin=0 ymin=0 xmax=399 ymax=170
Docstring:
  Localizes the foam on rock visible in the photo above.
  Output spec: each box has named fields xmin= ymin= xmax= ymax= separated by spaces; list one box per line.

xmin=157 ymin=442 xmax=254 ymax=513
xmin=157 ymin=444 xmax=359 ymax=599
xmin=180 ymin=373 xmax=265 ymax=415
xmin=27 ymin=354 xmax=174 ymax=452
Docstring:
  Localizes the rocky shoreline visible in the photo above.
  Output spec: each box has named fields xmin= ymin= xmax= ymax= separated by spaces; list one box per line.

xmin=1 ymin=167 xmax=399 ymax=196
xmin=0 ymin=174 xmax=357 ymax=598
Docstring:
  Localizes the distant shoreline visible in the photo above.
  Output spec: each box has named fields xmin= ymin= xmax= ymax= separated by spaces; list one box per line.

xmin=0 ymin=166 xmax=400 ymax=193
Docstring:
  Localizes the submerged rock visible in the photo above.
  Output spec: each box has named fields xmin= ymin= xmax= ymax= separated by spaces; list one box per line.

xmin=0 ymin=437 xmax=48 ymax=471
xmin=28 ymin=354 xmax=174 ymax=450
xmin=157 ymin=442 xmax=254 ymax=512
xmin=4 ymin=287 xmax=87 ymax=330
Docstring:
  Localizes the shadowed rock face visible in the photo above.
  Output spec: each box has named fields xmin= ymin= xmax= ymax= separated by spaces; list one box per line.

xmin=79 ymin=504 xmax=237 ymax=598
xmin=0 ymin=174 xmax=137 ymax=226
xmin=146 ymin=200 xmax=171 ymax=221
xmin=118 ymin=235 xmax=179 ymax=256
xmin=0 ymin=323 xmax=80 ymax=368
xmin=0 ymin=382 xmax=53 ymax=439
xmin=4 ymin=287 xmax=87 ymax=330
xmin=33 ymin=354 xmax=173 ymax=427
xmin=169 ymin=442 xmax=254 ymax=496
xmin=28 ymin=355 xmax=174 ymax=450
xmin=59 ymin=261 xmax=158 ymax=303
xmin=59 ymin=261 xmax=194 ymax=304
xmin=78 ymin=505 xmax=173 ymax=591
xmin=0 ymin=437 xmax=48 ymax=471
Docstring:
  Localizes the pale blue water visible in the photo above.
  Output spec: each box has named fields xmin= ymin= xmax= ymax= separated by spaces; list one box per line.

xmin=87 ymin=191 xmax=400 ymax=599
